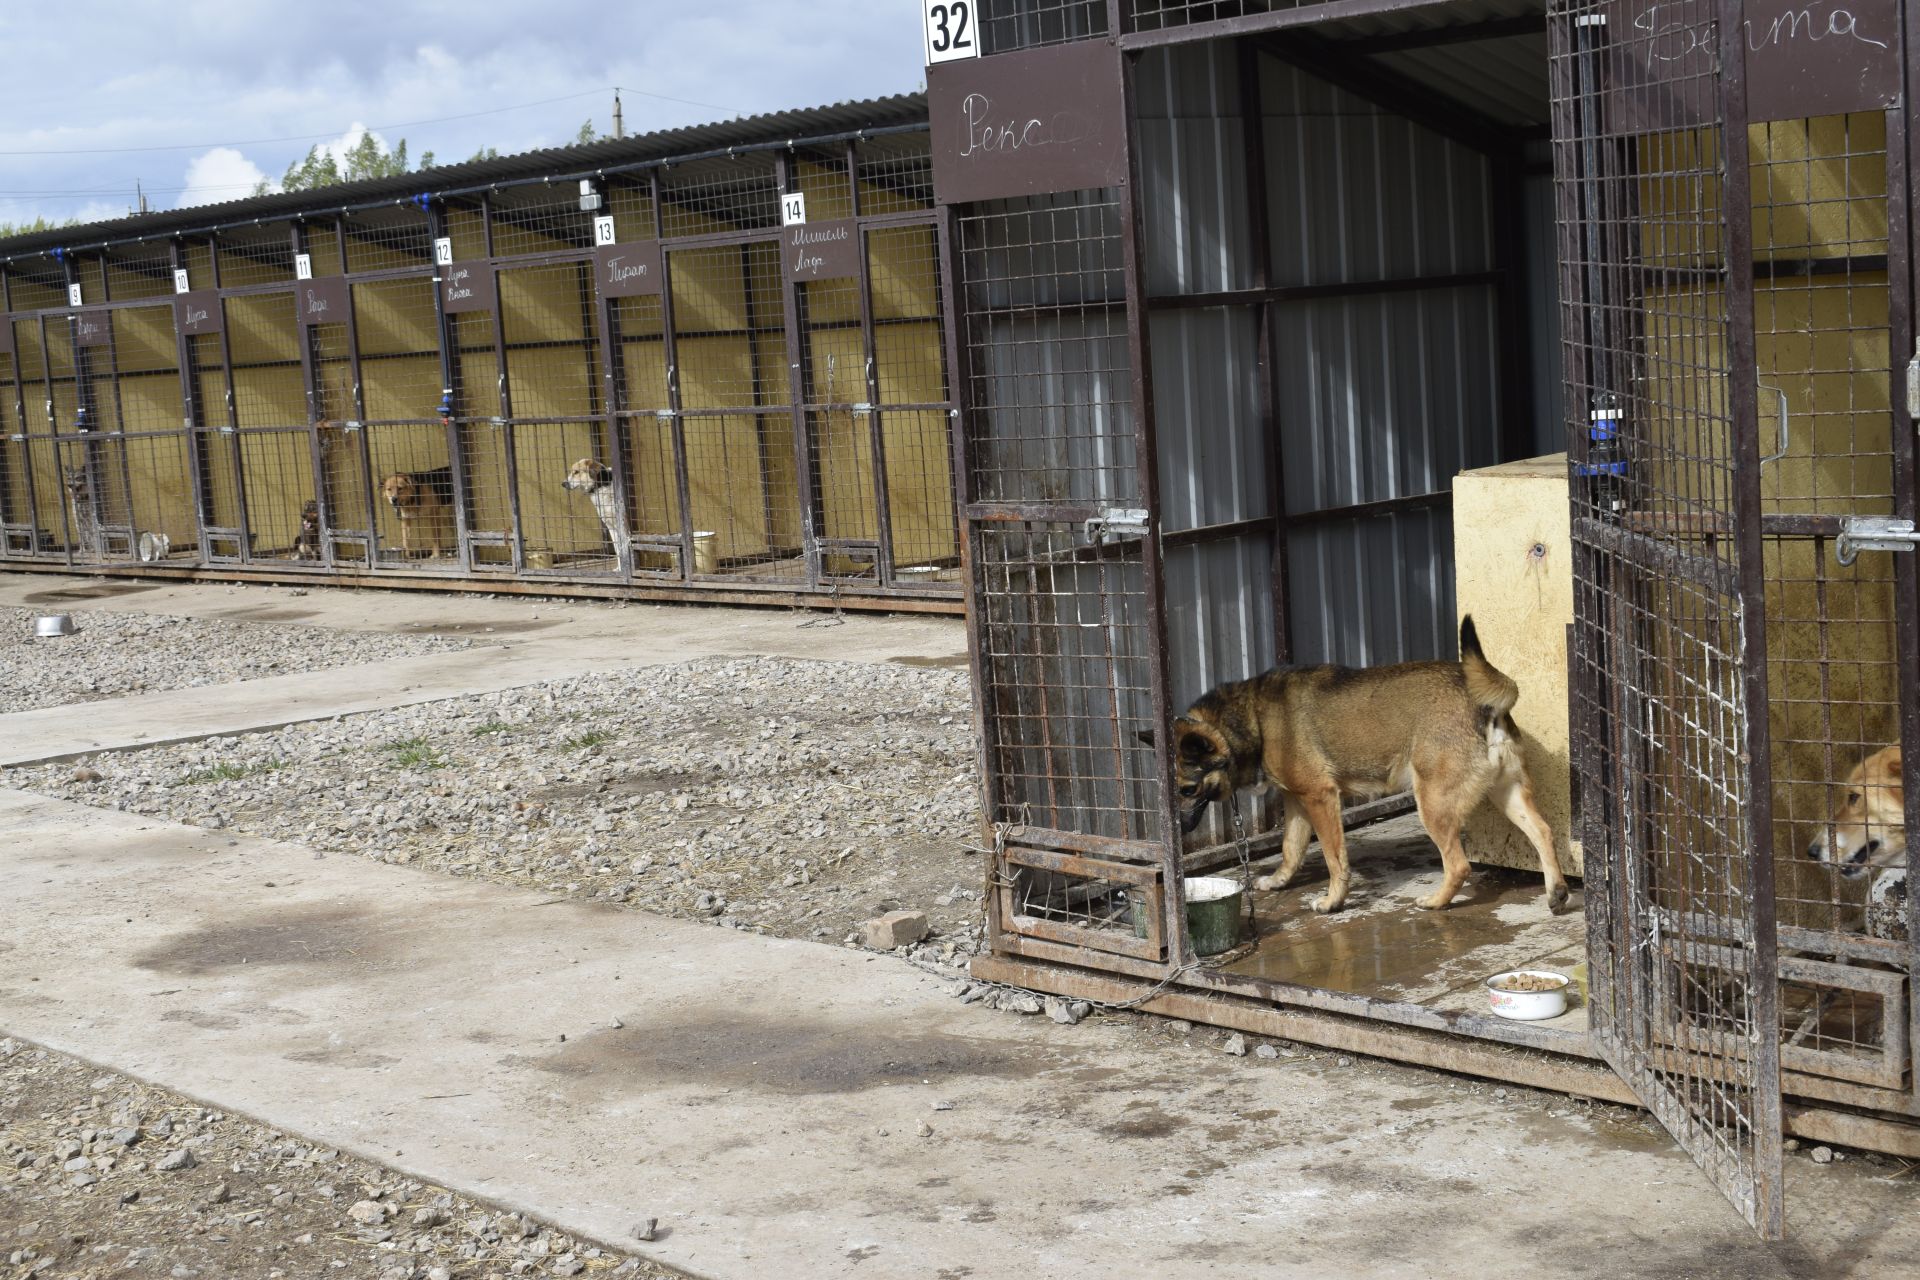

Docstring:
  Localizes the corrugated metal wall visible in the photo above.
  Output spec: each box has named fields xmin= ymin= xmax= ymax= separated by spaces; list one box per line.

xmin=1136 ymin=40 xmax=1508 ymax=705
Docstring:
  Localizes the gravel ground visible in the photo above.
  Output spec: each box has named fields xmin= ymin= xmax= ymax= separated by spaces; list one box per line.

xmin=10 ymin=656 xmax=987 ymax=965
xmin=0 ymin=1037 xmax=681 ymax=1280
xmin=0 ymin=607 xmax=473 ymax=714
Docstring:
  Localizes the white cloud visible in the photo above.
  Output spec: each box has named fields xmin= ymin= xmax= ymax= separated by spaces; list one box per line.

xmin=177 ymin=146 xmax=270 ymax=208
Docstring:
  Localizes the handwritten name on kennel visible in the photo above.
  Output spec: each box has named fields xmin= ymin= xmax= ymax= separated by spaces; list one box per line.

xmin=782 ymin=220 xmax=860 ymax=283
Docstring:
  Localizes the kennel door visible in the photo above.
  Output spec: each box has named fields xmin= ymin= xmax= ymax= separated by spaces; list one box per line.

xmin=1554 ymin=0 xmax=1784 ymax=1238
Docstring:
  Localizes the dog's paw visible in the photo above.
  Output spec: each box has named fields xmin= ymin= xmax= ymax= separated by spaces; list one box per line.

xmin=1253 ymin=873 xmax=1289 ymax=893
xmin=1547 ymin=882 xmax=1570 ymax=914
xmin=1415 ymin=892 xmax=1452 ymax=910
xmin=1310 ymin=893 xmax=1343 ymax=915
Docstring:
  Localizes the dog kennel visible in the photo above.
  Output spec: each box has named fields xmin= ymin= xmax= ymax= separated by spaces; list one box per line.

xmin=941 ymin=0 xmax=1920 ymax=1236
xmin=0 ymin=98 xmax=962 ymax=611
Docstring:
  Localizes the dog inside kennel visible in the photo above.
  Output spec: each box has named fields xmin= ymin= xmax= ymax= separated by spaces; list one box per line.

xmin=943 ymin=0 xmax=1918 ymax=1232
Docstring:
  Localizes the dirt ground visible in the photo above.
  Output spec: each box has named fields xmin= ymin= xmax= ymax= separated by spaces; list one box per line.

xmin=10 ymin=653 xmax=987 ymax=968
xmin=0 ymin=1037 xmax=680 ymax=1280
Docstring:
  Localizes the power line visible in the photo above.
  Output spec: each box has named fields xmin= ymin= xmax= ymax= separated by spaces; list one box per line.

xmin=0 ymin=84 xmax=743 ymax=157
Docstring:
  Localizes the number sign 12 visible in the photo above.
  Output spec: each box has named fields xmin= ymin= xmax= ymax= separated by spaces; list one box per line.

xmin=433 ymin=237 xmax=454 ymax=267
xmin=924 ymin=0 xmax=978 ymax=65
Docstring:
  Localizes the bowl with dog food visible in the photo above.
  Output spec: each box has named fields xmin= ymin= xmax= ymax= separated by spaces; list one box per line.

xmin=1485 ymin=969 xmax=1571 ymax=1020
xmin=1130 ymin=875 xmax=1246 ymax=956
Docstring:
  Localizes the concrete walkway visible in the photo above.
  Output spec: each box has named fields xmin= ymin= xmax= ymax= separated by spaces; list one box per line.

xmin=3 ymin=788 xmax=1916 ymax=1279
xmin=0 ymin=574 xmax=965 ymax=765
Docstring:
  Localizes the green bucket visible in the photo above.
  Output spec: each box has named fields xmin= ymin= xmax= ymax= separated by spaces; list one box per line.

xmin=1131 ymin=875 xmax=1246 ymax=956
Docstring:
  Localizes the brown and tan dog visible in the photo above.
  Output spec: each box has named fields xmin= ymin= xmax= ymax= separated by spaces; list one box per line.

xmin=1152 ymin=616 xmax=1566 ymax=914
xmin=380 ymin=466 xmax=455 ymax=559
xmin=292 ymin=499 xmax=323 ymax=560
xmin=1807 ymin=745 xmax=1906 ymax=879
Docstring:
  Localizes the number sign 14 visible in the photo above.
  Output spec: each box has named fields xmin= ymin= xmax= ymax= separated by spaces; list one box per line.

xmin=923 ymin=0 xmax=977 ymax=65
xmin=782 ymin=192 xmax=807 ymax=226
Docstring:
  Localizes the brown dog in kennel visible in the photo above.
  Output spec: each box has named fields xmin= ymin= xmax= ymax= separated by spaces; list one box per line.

xmin=1148 ymin=616 xmax=1567 ymax=915
xmin=1808 ymin=744 xmax=1908 ymax=941
xmin=380 ymin=467 xmax=456 ymax=560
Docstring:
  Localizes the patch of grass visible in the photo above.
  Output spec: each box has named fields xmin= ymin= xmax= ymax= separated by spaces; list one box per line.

xmin=381 ymin=735 xmax=446 ymax=769
xmin=564 ymin=730 xmax=614 ymax=751
xmin=175 ymin=759 xmax=286 ymax=787
xmin=472 ymin=721 xmax=513 ymax=736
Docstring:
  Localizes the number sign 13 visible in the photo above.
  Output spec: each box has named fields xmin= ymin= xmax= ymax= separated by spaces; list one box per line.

xmin=923 ymin=0 xmax=977 ymax=65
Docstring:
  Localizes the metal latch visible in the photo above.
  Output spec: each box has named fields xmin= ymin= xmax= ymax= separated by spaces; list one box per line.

xmin=1085 ymin=507 xmax=1149 ymax=541
xmin=1907 ymin=344 xmax=1920 ymax=420
xmin=1837 ymin=516 xmax=1919 ymax=566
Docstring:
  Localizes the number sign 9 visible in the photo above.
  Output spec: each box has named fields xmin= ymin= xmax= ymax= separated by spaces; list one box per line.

xmin=923 ymin=0 xmax=977 ymax=65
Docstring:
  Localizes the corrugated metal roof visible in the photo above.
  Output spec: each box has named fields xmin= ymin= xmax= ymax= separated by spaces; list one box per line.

xmin=0 ymin=92 xmax=928 ymax=257
xmin=1314 ymin=0 xmax=1545 ymax=42
xmin=1372 ymin=35 xmax=1549 ymax=128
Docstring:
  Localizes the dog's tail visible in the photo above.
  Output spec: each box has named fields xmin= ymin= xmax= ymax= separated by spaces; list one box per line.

xmin=1460 ymin=615 xmax=1520 ymax=732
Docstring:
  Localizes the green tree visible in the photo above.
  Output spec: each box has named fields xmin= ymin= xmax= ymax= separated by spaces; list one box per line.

xmin=261 ymin=133 xmax=421 ymax=195
xmin=0 ymin=214 xmax=82 ymax=239
xmin=575 ymin=118 xmax=596 ymax=144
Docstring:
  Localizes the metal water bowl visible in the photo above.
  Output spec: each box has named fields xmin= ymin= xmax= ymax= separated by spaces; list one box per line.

xmin=34 ymin=613 xmax=76 ymax=638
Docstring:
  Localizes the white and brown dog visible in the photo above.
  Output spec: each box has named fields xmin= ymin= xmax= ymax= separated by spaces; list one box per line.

xmin=562 ymin=458 xmax=629 ymax=564
xmin=1808 ymin=745 xmax=1908 ymax=941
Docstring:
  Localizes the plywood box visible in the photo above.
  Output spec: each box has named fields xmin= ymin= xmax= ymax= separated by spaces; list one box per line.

xmin=1452 ymin=454 xmax=1581 ymax=877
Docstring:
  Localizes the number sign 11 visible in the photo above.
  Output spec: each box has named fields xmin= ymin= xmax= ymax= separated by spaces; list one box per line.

xmin=923 ymin=0 xmax=977 ymax=65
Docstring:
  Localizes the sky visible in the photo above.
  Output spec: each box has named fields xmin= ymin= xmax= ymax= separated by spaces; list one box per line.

xmin=0 ymin=1 xmax=929 ymax=230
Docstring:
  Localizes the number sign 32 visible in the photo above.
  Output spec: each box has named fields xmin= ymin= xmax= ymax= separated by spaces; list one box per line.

xmin=923 ymin=0 xmax=977 ymax=65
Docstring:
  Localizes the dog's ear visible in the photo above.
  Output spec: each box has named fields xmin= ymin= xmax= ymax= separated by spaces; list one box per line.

xmin=1174 ymin=716 xmax=1226 ymax=764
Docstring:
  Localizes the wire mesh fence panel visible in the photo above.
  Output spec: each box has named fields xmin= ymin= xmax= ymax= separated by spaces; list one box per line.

xmin=1553 ymin=0 xmax=1784 ymax=1235
xmin=670 ymin=239 xmax=803 ymax=582
xmin=307 ymin=320 xmax=375 ymax=568
xmin=976 ymin=0 xmax=1110 ymax=54
xmin=342 ymin=208 xmax=435 ymax=276
xmin=100 ymin=242 xmax=176 ymax=304
xmin=97 ymin=305 xmax=185 ymax=436
xmin=216 ymin=226 xmax=298 ymax=290
xmin=366 ymin=422 xmax=459 ymax=567
xmin=500 ymin=260 xmax=619 ymax=576
xmin=220 ymin=290 xmax=315 ymax=564
xmin=868 ymin=223 xmax=958 ymax=586
xmin=488 ymin=185 xmax=596 ymax=259
xmin=680 ymin=412 xmax=804 ymax=580
xmin=974 ymin=522 xmax=1160 ymax=843
xmin=3 ymin=437 xmax=64 ymax=558
xmin=184 ymin=329 xmax=243 ymax=561
xmin=800 ymin=273 xmax=878 ymax=582
xmin=448 ymin=304 xmax=513 ymax=570
xmin=239 ymin=429 xmax=321 ymax=564
xmin=855 ymin=137 xmax=935 ymax=216
xmin=514 ymin=420 xmax=625 ymax=575
xmin=957 ymin=193 xmax=1135 ymax=508
xmin=610 ymin=292 xmax=685 ymax=578
xmin=52 ymin=431 xmax=196 ymax=566
xmin=354 ymin=277 xmax=445 ymax=424
xmin=660 ymin=157 xmax=781 ymax=240
xmin=1746 ymin=105 xmax=1915 ymax=1106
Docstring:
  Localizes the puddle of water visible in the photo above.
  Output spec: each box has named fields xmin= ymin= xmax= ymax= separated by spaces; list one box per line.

xmin=1218 ymin=846 xmax=1580 ymax=999
xmin=20 ymin=583 xmax=163 ymax=603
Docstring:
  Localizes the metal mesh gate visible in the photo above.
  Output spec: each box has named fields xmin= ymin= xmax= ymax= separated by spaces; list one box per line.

xmin=1552 ymin=0 xmax=1783 ymax=1235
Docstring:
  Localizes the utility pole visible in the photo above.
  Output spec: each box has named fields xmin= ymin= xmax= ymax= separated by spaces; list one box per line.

xmin=612 ymin=88 xmax=624 ymax=139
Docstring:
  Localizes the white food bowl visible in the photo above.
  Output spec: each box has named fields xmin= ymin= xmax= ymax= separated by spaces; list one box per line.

xmin=34 ymin=613 xmax=76 ymax=638
xmin=1485 ymin=969 xmax=1571 ymax=1021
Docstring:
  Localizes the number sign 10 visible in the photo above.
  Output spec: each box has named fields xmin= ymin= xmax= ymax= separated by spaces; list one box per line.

xmin=923 ymin=0 xmax=978 ymax=65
